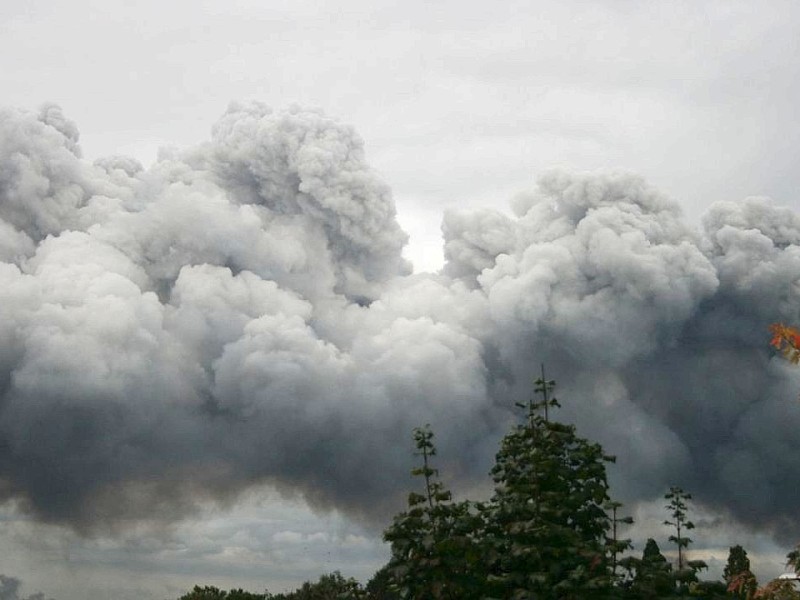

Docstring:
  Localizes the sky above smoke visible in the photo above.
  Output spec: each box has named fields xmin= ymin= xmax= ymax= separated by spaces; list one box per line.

xmin=3 ymin=1 xmax=800 ymax=598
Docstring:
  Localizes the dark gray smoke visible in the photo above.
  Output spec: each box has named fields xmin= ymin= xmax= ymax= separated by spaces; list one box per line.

xmin=1 ymin=104 xmax=799 ymax=544
xmin=0 ymin=575 xmax=53 ymax=600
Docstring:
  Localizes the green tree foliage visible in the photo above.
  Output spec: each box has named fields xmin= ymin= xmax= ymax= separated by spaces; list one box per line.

xmin=605 ymin=500 xmax=634 ymax=582
xmin=177 ymin=586 xmax=267 ymax=600
xmin=364 ymin=566 xmax=401 ymax=600
xmin=723 ymin=545 xmax=751 ymax=583
xmin=383 ymin=425 xmax=485 ymax=599
xmin=182 ymin=367 xmax=791 ymax=600
xmin=723 ymin=545 xmax=757 ymax=599
xmin=620 ymin=538 xmax=675 ymax=598
xmin=481 ymin=369 xmax=616 ymax=599
xmin=175 ymin=573 xmax=366 ymax=600
xmin=273 ymin=572 xmax=365 ymax=600
xmin=230 ymin=591 xmax=268 ymax=600
xmin=178 ymin=586 xmax=230 ymax=600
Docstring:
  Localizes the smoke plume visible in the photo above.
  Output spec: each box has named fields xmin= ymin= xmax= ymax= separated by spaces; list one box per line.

xmin=0 ymin=575 xmax=53 ymax=600
xmin=1 ymin=103 xmax=799 ymax=544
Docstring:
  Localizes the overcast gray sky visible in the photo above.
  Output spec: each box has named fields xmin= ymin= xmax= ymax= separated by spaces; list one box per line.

xmin=3 ymin=1 xmax=800 ymax=598
xmin=4 ymin=0 xmax=800 ymax=272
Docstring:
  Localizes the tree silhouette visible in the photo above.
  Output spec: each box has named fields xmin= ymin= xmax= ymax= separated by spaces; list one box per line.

xmin=664 ymin=486 xmax=694 ymax=572
xmin=621 ymin=538 xmax=674 ymax=598
xmin=664 ymin=486 xmax=707 ymax=593
xmin=482 ymin=368 xmax=615 ymax=599
xmin=724 ymin=545 xmax=757 ymax=599
xmin=604 ymin=500 xmax=633 ymax=582
xmin=383 ymin=425 xmax=484 ymax=599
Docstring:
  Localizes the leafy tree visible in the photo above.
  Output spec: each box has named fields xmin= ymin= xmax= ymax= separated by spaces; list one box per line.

xmin=175 ymin=574 xmax=369 ymax=600
xmin=482 ymin=368 xmax=615 ymax=599
xmin=755 ymin=549 xmax=800 ymax=600
xmin=276 ymin=572 xmax=364 ymax=600
xmin=177 ymin=586 xmax=268 ymax=600
xmin=724 ymin=545 xmax=751 ymax=583
xmin=229 ymin=591 xmax=268 ymax=600
xmin=605 ymin=500 xmax=634 ymax=582
xmin=364 ymin=565 xmax=401 ymax=600
xmin=178 ymin=586 xmax=233 ymax=600
xmin=727 ymin=572 xmax=759 ymax=600
xmin=751 ymin=578 xmax=800 ymax=600
xmin=383 ymin=425 xmax=485 ymax=599
xmin=621 ymin=538 xmax=674 ymax=598
xmin=723 ymin=545 xmax=757 ymax=599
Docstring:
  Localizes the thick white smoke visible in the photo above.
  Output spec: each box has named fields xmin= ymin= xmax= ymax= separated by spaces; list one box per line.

xmin=1 ymin=103 xmax=799 ymax=545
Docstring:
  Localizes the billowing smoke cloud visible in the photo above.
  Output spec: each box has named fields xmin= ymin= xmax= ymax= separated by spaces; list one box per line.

xmin=0 ymin=575 xmax=53 ymax=600
xmin=1 ymin=104 xmax=799 ymax=545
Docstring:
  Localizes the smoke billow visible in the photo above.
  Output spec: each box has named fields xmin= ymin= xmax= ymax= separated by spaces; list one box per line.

xmin=1 ymin=103 xmax=799 ymax=543
xmin=0 ymin=575 xmax=53 ymax=600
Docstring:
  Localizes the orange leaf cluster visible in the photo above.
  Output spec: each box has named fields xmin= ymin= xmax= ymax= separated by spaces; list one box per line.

xmin=769 ymin=323 xmax=800 ymax=364
xmin=727 ymin=571 xmax=758 ymax=597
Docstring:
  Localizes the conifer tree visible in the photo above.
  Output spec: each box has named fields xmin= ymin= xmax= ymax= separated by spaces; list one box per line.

xmin=723 ymin=545 xmax=751 ymax=582
xmin=482 ymin=367 xmax=615 ymax=599
xmin=383 ymin=425 xmax=484 ymax=599
xmin=724 ymin=545 xmax=757 ymax=599
xmin=621 ymin=538 xmax=674 ymax=598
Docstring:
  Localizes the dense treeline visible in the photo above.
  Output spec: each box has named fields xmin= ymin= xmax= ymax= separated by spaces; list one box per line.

xmin=174 ymin=372 xmax=800 ymax=600
xmin=173 ymin=571 xmax=373 ymax=600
